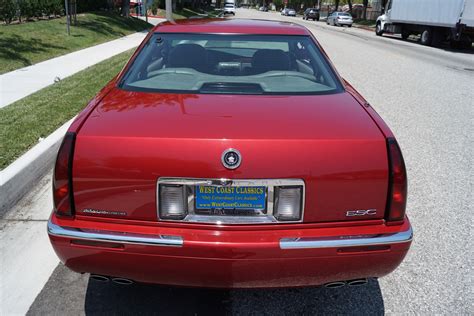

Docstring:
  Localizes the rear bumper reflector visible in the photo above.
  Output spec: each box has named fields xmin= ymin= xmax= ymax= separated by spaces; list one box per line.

xmin=47 ymin=220 xmax=183 ymax=247
xmin=280 ymin=226 xmax=412 ymax=249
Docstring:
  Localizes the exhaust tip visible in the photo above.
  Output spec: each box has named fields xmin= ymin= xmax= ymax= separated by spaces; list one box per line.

xmin=90 ymin=274 xmax=110 ymax=282
xmin=112 ymin=277 xmax=134 ymax=285
xmin=347 ymin=278 xmax=368 ymax=287
xmin=324 ymin=281 xmax=346 ymax=289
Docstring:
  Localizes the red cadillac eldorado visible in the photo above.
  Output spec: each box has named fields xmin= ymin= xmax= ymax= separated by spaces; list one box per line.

xmin=48 ymin=19 xmax=412 ymax=289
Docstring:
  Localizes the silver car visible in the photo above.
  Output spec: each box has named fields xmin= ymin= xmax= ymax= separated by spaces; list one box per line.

xmin=281 ymin=8 xmax=296 ymax=16
xmin=326 ymin=12 xmax=353 ymax=27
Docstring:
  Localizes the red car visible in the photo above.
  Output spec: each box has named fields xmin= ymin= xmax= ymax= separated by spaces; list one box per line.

xmin=48 ymin=19 xmax=412 ymax=289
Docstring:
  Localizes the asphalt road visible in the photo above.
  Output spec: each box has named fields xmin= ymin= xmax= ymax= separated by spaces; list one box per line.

xmin=4 ymin=9 xmax=473 ymax=315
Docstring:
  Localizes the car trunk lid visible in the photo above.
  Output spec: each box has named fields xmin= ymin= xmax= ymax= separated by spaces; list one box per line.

xmin=72 ymin=88 xmax=388 ymax=223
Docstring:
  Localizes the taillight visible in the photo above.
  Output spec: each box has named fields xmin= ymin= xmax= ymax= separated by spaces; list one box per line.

xmin=385 ymin=138 xmax=407 ymax=223
xmin=274 ymin=186 xmax=303 ymax=221
xmin=53 ymin=132 xmax=76 ymax=217
xmin=159 ymin=184 xmax=187 ymax=219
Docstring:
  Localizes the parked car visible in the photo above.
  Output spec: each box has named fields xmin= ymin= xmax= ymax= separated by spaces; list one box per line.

xmin=281 ymin=8 xmax=296 ymax=16
xmin=327 ymin=11 xmax=353 ymax=27
xmin=223 ymin=3 xmax=236 ymax=15
xmin=259 ymin=6 xmax=268 ymax=12
xmin=48 ymin=18 xmax=412 ymax=289
xmin=303 ymin=8 xmax=320 ymax=21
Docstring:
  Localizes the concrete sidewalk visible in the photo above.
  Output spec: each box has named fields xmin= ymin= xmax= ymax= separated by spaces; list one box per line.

xmin=0 ymin=32 xmax=143 ymax=108
xmin=0 ymin=17 xmax=164 ymax=109
xmin=0 ymin=172 xmax=59 ymax=315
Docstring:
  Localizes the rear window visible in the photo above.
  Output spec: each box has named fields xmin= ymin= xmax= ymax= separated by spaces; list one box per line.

xmin=120 ymin=34 xmax=343 ymax=95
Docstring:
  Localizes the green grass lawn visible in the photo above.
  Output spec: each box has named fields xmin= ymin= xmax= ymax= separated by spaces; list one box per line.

xmin=0 ymin=12 xmax=151 ymax=74
xmin=0 ymin=49 xmax=134 ymax=169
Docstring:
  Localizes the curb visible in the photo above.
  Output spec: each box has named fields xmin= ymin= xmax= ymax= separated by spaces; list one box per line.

xmin=0 ymin=117 xmax=76 ymax=217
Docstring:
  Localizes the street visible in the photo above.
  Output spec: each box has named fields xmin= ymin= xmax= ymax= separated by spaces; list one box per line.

xmin=3 ymin=8 xmax=473 ymax=315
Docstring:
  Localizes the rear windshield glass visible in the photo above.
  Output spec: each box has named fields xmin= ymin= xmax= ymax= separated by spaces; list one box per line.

xmin=120 ymin=33 xmax=343 ymax=95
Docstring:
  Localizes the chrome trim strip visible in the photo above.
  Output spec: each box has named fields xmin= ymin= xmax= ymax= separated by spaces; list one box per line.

xmin=157 ymin=177 xmax=305 ymax=224
xmin=183 ymin=214 xmax=279 ymax=224
xmin=47 ymin=220 xmax=183 ymax=247
xmin=280 ymin=226 xmax=413 ymax=249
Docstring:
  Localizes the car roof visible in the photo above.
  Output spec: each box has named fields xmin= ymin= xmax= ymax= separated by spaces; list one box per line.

xmin=152 ymin=18 xmax=310 ymax=35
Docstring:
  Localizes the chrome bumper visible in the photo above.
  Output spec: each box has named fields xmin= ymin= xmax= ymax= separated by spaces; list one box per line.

xmin=48 ymin=218 xmax=411 ymax=250
xmin=47 ymin=220 xmax=183 ymax=247
xmin=280 ymin=226 xmax=413 ymax=249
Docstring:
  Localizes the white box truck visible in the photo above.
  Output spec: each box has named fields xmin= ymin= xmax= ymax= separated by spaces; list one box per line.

xmin=376 ymin=0 xmax=474 ymax=48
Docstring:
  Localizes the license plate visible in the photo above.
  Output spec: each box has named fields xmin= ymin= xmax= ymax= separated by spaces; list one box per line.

xmin=195 ymin=186 xmax=266 ymax=210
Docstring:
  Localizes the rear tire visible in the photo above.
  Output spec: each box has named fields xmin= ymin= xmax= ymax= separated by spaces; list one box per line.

xmin=376 ymin=22 xmax=384 ymax=36
xmin=348 ymin=24 xmax=352 ymax=28
xmin=420 ymin=28 xmax=433 ymax=46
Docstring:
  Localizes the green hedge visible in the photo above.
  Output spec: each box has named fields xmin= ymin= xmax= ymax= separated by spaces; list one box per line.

xmin=0 ymin=0 xmax=110 ymax=24
xmin=0 ymin=0 xmax=17 ymax=24
xmin=1 ymin=0 xmax=64 ymax=24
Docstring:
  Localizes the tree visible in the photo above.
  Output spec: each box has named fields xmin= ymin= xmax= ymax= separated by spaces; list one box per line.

xmin=363 ymin=0 xmax=368 ymax=19
xmin=334 ymin=0 xmax=339 ymax=11
xmin=122 ymin=0 xmax=130 ymax=17
xmin=347 ymin=0 xmax=352 ymax=12
xmin=0 ymin=0 xmax=17 ymax=24
xmin=151 ymin=0 xmax=160 ymax=14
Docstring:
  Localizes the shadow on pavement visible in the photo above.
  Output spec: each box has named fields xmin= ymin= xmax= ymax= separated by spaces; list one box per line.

xmin=28 ymin=264 xmax=384 ymax=315
xmin=381 ymin=34 xmax=474 ymax=55
xmin=84 ymin=278 xmax=385 ymax=315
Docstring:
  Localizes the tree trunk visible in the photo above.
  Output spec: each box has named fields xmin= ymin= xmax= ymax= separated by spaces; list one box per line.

xmin=381 ymin=0 xmax=388 ymax=13
xmin=335 ymin=0 xmax=339 ymax=11
xmin=348 ymin=0 xmax=352 ymax=12
xmin=122 ymin=0 xmax=131 ymax=17
xmin=363 ymin=0 xmax=368 ymax=19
